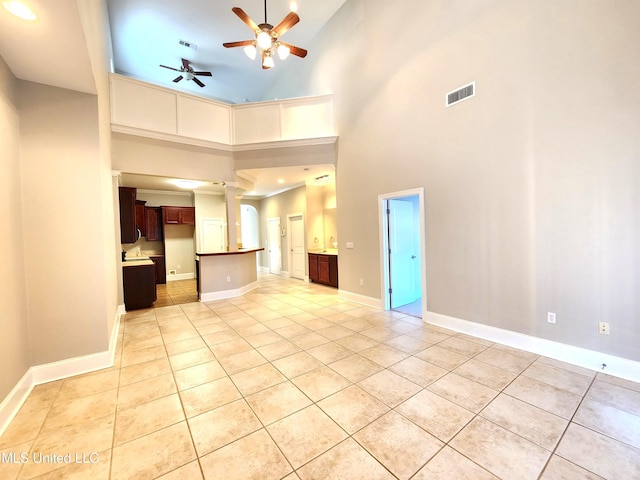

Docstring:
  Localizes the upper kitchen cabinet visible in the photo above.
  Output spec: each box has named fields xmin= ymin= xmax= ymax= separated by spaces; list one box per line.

xmin=119 ymin=187 xmax=138 ymax=244
xmin=135 ymin=200 xmax=147 ymax=237
xmin=162 ymin=206 xmax=195 ymax=225
xmin=145 ymin=207 xmax=163 ymax=242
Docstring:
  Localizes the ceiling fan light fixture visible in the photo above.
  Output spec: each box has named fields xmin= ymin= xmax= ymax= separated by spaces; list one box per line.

xmin=262 ymin=53 xmax=275 ymax=69
xmin=256 ymin=31 xmax=272 ymax=50
xmin=277 ymin=44 xmax=290 ymax=60
xmin=243 ymin=44 xmax=257 ymax=60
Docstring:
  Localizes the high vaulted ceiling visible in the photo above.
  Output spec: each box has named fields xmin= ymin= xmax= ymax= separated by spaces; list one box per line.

xmin=0 ymin=0 xmax=341 ymax=197
xmin=107 ymin=0 xmax=347 ymax=104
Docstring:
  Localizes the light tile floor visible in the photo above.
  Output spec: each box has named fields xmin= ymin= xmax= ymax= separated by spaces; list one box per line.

xmin=154 ymin=279 xmax=198 ymax=307
xmin=1 ymin=274 xmax=639 ymax=479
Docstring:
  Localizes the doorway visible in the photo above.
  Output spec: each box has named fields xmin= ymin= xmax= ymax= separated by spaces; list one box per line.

xmin=240 ymin=204 xmax=259 ymax=248
xmin=267 ymin=217 xmax=282 ymax=275
xmin=288 ymin=214 xmax=305 ymax=280
xmin=378 ymin=188 xmax=426 ymax=317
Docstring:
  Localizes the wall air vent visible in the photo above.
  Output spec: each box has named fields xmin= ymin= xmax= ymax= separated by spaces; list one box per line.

xmin=446 ymin=81 xmax=475 ymax=107
xmin=179 ymin=39 xmax=198 ymax=50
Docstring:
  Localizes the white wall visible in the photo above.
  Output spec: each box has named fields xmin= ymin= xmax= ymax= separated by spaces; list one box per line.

xmin=265 ymin=0 xmax=640 ymax=362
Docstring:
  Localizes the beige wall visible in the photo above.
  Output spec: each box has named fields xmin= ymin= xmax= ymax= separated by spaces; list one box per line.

xmin=0 ymin=0 xmax=118 ymax=400
xmin=260 ymin=187 xmax=307 ymax=273
xmin=19 ymin=81 xmax=111 ymax=364
xmin=266 ymin=0 xmax=640 ymax=361
xmin=0 ymin=56 xmax=30 ymax=399
xmin=111 ymin=133 xmax=235 ymax=183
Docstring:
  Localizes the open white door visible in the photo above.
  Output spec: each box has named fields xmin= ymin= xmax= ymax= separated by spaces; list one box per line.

xmin=289 ymin=214 xmax=305 ymax=279
xmin=267 ymin=218 xmax=282 ymax=275
xmin=388 ymin=198 xmax=419 ymax=308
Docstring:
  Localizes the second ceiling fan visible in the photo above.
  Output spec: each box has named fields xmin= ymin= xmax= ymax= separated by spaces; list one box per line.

xmin=223 ymin=1 xmax=308 ymax=70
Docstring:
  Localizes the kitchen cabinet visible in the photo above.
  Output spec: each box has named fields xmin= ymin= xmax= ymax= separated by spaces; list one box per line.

xmin=308 ymin=253 xmax=338 ymax=288
xmin=145 ymin=207 xmax=163 ymax=241
xmin=135 ymin=200 xmax=147 ymax=236
xmin=118 ymin=187 xmax=137 ymax=244
xmin=162 ymin=206 xmax=195 ymax=225
xmin=123 ymin=262 xmax=157 ymax=310
xmin=149 ymin=255 xmax=166 ymax=284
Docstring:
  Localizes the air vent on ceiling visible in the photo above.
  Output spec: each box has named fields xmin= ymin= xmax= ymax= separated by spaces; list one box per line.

xmin=179 ymin=39 xmax=198 ymax=50
xmin=446 ymin=81 xmax=475 ymax=107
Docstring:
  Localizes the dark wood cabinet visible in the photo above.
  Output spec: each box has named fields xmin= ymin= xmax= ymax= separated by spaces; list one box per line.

xmin=135 ymin=200 xmax=147 ymax=236
xmin=149 ymin=255 xmax=166 ymax=284
xmin=145 ymin=207 xmax=163 ymax=241
xmin=162 ymin=206 xmax=195 ymax=225
xmin=123 ymin=263 xmax=156 ymax=310
xmin=118 ymin=187 xmax=137 ymax=244
xmin=308 ymin=253 xmax=338 ymax=288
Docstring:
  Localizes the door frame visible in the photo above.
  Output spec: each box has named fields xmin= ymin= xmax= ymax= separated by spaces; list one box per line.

xmin=287 ymin=213 xmax=306 ymax=280
xmin=378 ymin=187 xmax=427 ymax=313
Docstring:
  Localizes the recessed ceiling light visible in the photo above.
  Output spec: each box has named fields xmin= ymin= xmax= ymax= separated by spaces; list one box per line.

xmin=3 ymin=1 xmax=37 ymax=20
xmin=277 ymin=179 xmax=285 ymax=184
xmin=174 ymin=179 xmax=199 ymax=189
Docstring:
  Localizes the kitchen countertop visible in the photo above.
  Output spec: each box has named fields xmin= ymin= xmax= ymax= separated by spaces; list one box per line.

xmin=122 ymin=258 xmax=154 ymax=267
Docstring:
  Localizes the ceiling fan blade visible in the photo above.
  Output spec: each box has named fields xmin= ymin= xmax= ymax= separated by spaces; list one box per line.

xmin=272 ymin=12 xmax=299 ymax=37
xmin=181 ymin=58 xmax=190 ymax=69
xmin=279 ymin=42 xmax=308 ymax=58
xmin=232 ymin=7 xmax=259 ymax=31
xmin=173 ymin=75 xmax=183 ymax=83
xmin=194 ymin=71 xmax=212 ymax=77
xmin=192 ymin=77 xmax=206 ymax=88
xmin=223 ymin=40 xmax=254 ymax=48
xmin=160 ymin=64 xmax=181 ymax=72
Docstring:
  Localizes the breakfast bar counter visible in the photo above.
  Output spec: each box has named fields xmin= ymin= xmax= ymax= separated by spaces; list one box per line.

xmin=195 ymin=248 xmax=264 ymax=302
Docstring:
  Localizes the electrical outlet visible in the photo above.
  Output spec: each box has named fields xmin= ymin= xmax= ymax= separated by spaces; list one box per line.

xmin=226 ymin=276 xmax=231 ymax=282
xmin=599 ymin=322 xmax=610 ymax=335
xmin=547 ymin=312 xmax=556 ymax=324
xmin=359 ymin=278 xmax=364 ymax=286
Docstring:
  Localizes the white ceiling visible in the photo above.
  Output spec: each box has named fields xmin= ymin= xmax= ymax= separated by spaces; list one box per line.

xmin=0 ymin=0 xmax=341 ymax=198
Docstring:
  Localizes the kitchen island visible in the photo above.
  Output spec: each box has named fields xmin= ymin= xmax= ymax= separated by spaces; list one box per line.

xmin=196 ymin=248 xmax=264 ymax=302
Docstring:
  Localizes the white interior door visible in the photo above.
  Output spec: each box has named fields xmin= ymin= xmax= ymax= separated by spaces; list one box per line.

xmin=289 ymin=215 xmax=305 ymax=279
xmin=388 ymin=198 xmax=418 ymax=308
xmin=201 ymin=218 xmax=225 ymax=252
xmin=268 ymin=218 xmax=282 ymax=275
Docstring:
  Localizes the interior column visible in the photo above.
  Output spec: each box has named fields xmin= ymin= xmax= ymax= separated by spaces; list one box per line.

xmin=224 ymin=182 xmax=238 ymax=252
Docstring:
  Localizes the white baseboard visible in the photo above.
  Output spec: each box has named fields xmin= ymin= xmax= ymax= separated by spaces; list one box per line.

xmin=338 ymin=290 xmax=383 ymax=309
xmin=425 ymin=311 xmax=640 ymax=384
xmin=200 ymin=281 xmax=259 ymax=302
xmin=0 ymin=308 xmax=123 ymax=438
xmin=0 ymin=370 xmax=34 ymax=439
xmin=166 ymin=273 xmax=194 ymax=282
xmin=258 ymin=266 xmax=269 ymax=273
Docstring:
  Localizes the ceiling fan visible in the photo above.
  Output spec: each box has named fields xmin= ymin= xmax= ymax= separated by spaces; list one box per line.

xmin=159 ymin=58 xmax=212 ymax=87
xmin=223 ymin=1 xmax=308 ymax=70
